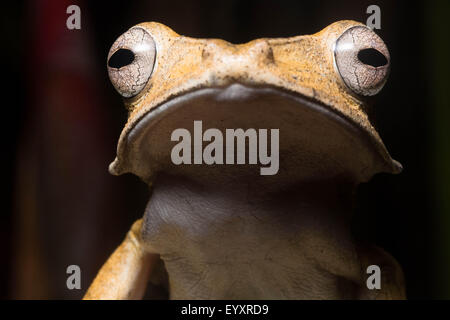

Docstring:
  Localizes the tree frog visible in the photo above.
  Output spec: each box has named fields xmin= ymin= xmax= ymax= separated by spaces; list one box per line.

xmin=84 ymin=20 xmax=405 ymax=299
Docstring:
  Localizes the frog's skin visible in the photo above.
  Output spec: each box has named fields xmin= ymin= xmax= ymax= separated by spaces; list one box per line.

xmin=84 ymin=20 xmax=405 ymax=300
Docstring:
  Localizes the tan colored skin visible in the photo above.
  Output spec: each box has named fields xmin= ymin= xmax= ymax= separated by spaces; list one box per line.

xmin=83 ymin=220 xmax=159 ymax=300
xmin=84 ymin=20 xmax=405 ymax=300
xmin=109 ymin=20 xmax=401 ymax=180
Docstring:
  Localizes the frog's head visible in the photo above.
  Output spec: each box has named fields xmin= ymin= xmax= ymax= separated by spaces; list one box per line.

xmin=106 ymin=20 xmax=401 ymax=186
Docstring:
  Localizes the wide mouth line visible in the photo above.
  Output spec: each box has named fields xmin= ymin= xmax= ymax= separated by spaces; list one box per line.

xmin=111 ymin=83 xmax=400 ymax=178
xmin=128 ymin=83 xmax=361 ymax=139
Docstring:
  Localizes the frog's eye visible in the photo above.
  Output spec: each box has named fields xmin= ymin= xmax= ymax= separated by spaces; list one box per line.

xmin=107 ymin=27 xmax=156 ymax=98
xmin=334 ymin=26 xmax=390 ymax=96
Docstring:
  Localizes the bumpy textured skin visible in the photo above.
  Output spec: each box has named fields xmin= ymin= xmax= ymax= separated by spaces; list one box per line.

xmin=108 ymin=20 xmax=401 ymax=180
xmin=84 ymin=20 xmax=405 ymax=300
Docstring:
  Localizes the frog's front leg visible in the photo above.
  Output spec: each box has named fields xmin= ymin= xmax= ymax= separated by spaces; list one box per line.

xmin=84 ymin=219 xmax=159 ymax=300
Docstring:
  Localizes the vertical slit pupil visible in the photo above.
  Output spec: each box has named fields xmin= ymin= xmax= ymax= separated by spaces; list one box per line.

xmin=108 ymin=49 xmax=135 ymax=68
xmin=357 ymin=48 xmax=388 ymax=67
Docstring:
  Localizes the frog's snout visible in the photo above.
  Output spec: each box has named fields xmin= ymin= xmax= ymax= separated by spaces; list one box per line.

xmin=201 ymin=39 xmax=275 ymax=84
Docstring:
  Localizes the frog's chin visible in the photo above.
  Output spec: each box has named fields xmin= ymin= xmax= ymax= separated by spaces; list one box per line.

xmin=110 ymin=83 xmax=401 ymax=185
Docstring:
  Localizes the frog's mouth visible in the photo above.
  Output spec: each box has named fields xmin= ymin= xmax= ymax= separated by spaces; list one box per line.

xmin=109 ymin=83 xmax=401 ymax=185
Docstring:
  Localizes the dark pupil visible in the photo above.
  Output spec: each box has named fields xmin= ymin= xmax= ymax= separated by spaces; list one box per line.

xmin=108 ymin=49 xmax=135 ymax=68
xmin=357 ymin=48 xmax=388 ymax=67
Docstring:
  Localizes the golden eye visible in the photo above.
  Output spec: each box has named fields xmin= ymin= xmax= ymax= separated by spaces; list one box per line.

xmin=334 ymin=26 xmax=390 ymax=96
xmin=107 ymin=27 xmax=156 ymax=98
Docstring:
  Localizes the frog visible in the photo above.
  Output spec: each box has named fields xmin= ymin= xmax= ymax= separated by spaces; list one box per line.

xmin=84 ymin=20 xmax=405 ymax=300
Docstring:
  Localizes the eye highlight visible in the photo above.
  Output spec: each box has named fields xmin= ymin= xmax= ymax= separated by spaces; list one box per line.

xmin=107 ymin=27 xmax=156 ymax=98
xmin=334 ymin=26 xmax=390 ymax=96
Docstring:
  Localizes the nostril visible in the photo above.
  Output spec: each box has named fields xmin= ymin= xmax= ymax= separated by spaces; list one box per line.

xmin=202 ymin=41 xmax=230 ymax=61
xmin=248 ymin=40 xmax=274 ymax=64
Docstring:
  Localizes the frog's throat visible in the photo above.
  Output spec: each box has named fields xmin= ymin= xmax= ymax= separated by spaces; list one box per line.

xmin=109 ymin=84 xmax=402 ymax=184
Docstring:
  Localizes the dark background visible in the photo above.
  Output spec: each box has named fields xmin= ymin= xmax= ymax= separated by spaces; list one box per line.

xmin=1 ymin=0 xmax=449 ymax=299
